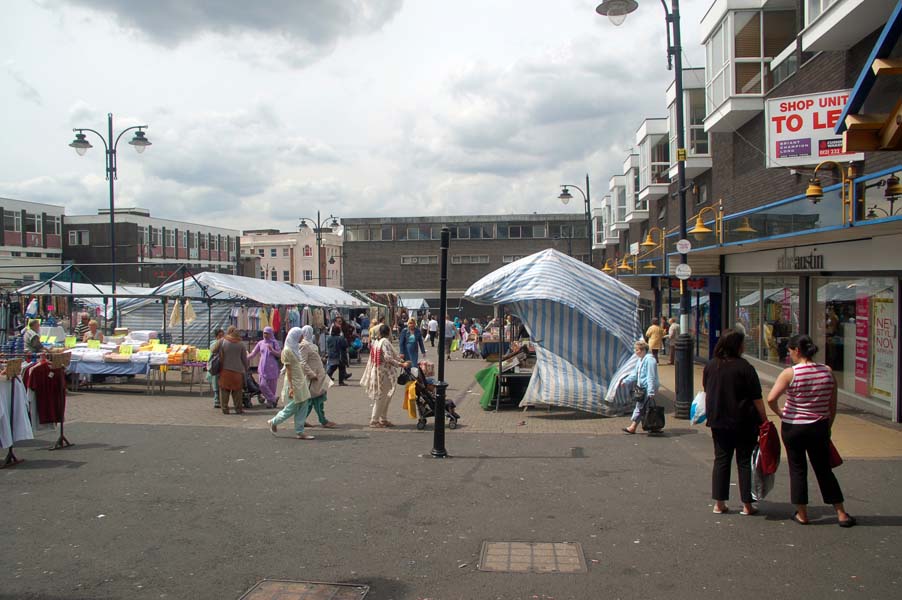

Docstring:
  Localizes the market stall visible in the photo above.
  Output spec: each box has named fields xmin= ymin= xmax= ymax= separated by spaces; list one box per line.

xmin=464 ymin=249 xmax=642 ymax=416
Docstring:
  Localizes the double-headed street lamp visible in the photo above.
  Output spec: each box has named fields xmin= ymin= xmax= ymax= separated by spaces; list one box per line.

xmin=558 ymin=173 xmax=592 ymax=266
xmin=298 ymin=211 xmax=340 ymax=287
xmin=69 ymin=113 xmax=152 ymax=327
xmin=597 ymin=0 xmax=693 ymax=418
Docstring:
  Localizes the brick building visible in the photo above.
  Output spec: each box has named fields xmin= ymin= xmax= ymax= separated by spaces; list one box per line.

xmin=0 ymin=197 xmax=65 ymax=288
xmin=342 ymin=214 xmax=592 ymax=314
xmin=63 ymin=207 xmax=240 ymax=286
xmin=596 ymin=0 xmax=902 ymax=421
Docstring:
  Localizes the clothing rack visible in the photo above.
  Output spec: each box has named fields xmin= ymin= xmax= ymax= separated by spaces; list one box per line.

xmin=3 ymin=352 xmax=73 ymax=452
xmin=1 ymin=371 xmax=24 ymax=468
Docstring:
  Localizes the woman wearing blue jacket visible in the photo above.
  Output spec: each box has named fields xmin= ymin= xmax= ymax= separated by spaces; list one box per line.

xmin=399 ymin=318 xmax=427 ymax=367
xmin=621 ymin=340 xmax=659 ymax=434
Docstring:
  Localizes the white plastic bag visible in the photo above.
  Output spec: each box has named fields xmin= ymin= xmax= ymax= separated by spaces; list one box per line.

xmin=690 ymin=391 xmax=707 ymax=425
xmin=751 ymin=446 xmax=775 ymax=501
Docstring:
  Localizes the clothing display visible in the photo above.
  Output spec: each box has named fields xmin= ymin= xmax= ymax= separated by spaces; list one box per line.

xmin=0 ymin=377 xmax=34 ymax=448
xmin=24 ymin=361 xmax=67 ymax=425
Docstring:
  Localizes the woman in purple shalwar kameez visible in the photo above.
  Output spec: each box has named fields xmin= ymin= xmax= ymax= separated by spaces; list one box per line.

xmin=249 ymin=326 xmax=282 ymax=408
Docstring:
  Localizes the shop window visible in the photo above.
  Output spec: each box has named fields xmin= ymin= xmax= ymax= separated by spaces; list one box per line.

xmin=732 ymin=276 xmax=800 ymax=365
xmin=812 ymin=277 xmax=897 ymax=408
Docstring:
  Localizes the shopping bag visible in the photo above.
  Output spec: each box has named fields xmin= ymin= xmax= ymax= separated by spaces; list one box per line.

xmin=758 ymin=420 xmax=781 ymax=476
xmin=828 ymin=440 xmax=843 ymax=468
xmin=751 ymin=445 xmax=775 ymax=501
xmin=450 ymin=338 xmax=460 ymax=352
xmin=690 ymin=391 xmax=707 ymax=425
xmin=641 ymin=397 xmax=665 ymax=432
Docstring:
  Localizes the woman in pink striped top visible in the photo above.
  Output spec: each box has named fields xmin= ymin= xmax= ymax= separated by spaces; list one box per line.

xmin=767 ymin=334 xmax=855 ymax=527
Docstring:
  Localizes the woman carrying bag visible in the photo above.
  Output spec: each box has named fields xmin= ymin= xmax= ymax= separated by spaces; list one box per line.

xmin=621 ymin=340 xmax=659 ymax=435
xmin=767 ymin=334 xmax=855 ymax=527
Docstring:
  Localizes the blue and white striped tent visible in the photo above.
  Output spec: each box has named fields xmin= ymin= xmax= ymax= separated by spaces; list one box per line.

xmin=464 ymin=249 xmax=642 ymax=415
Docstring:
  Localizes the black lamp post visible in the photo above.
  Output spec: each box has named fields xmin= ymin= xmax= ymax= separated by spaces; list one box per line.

xmin=299 ymin=211 xmax=340 ymax=287
xmin=558 ymin=173 xmax=592 ymax=265
xmin=597 ymin=0 xmax=693 ymax=418
xmin=69 ymin=113 xmax=151 ymax=328
xmin=328 ymin=252 xmax=344 ymax=289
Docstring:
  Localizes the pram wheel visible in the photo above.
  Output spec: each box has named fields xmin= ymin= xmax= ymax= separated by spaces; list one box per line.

xmin=448 ymin=418 xmax=458 ymax=430
xmin=416 ymin=419 xmax=427 ymax=430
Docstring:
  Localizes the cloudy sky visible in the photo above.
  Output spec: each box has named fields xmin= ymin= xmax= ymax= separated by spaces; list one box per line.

xmin=1 ymin=0 xmax=709 ymax=231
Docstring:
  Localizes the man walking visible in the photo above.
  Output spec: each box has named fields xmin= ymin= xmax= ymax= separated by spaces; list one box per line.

xmin=428 ymin=315 xmax=439 ymax=347
xmin=444 ymin=315 xmax=458 ymax=360
xmin=667 ymin=317 xmax=680 ymax=365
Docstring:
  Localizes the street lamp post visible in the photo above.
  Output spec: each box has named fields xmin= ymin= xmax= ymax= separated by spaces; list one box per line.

xmin=69 ymin=113 xmax=151 ymax=328
xmin=328 ymin=252 xmax=344 ymax=289
xmin=558 ymin=173 xmax=592 ymax=265
xmin=299 ymin=211 xmax=340 ymax=287
xmin=597 ymin=0 xmax=693 ymax=418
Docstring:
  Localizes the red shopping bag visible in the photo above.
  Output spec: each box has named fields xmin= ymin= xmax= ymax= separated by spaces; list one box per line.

xmin=758 ymin=421 xmax=781 ymax=476
xmin=828 ymin=440 xmax=843 ymax=468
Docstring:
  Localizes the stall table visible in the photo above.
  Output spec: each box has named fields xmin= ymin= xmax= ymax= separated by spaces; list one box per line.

xmin=67 ymin=360 xmax=153 ymax=393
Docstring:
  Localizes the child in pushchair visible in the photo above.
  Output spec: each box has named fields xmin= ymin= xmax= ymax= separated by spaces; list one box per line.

xmin=398 ymin=365 xmax=461 ymax=430
xmin=243 ymin=370 xmax=262 ymax=409
xmin=461 ymin=331 xmax=480 ymax=359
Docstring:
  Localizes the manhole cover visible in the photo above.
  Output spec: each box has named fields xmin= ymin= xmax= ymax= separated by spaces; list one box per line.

xmin=478 ymin=541 xmax=587 ymax=573
xmin=239 ymin=579 xmax=368 ymax=599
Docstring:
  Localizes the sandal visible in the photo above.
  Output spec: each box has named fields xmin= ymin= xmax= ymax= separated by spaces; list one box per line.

xmin=791 ymin=511 xmax=809 ymax=525
xmin=740 ymin=508 xmax=759 ymax=516
xmin=296 ymin=434 xmax=315 ymax=440
xmin=369 ymin=421 xmax=385 ymax=428
xmin=838 ymin=516 xmax=856 ymax=528
xmin=267 ymin=420 xmax=277 ymax=436
xmin=379 ymin=420 xmax=395 ymax=427
xmin=322 ymin=422 xmax=338 ymax=428
xmin=713 ymin=506 xmax=729 ymax=514
xmin=622 ymin=427 xmax=636 ymax=435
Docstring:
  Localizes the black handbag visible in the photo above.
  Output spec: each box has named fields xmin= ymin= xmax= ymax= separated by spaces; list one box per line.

xmin=642 ymin=396 xmax=665 ymax=432
xmin=209 ymin=346 xmax=223 ymax=376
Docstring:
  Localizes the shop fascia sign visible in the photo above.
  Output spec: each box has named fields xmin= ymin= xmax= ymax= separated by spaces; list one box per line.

xmin=776 ymin=248 xmax=824 ymax=271
xmin=764 ymin=89 xmax=865 ymax=168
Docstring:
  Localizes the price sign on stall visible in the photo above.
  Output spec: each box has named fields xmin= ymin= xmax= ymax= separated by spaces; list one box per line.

xmin=119 ymin=345 xmax=133 ymax=355
xmin=87 ymin=340 xmax=101 ymax=349
xmin=196 ymin=349 xmax=211 ymax=362
xmin=153 ymin=344 xmax=168 ymax=353
xmin=47 ymin=336 xmax=57 ymax=345
xmin=64 ymin=336 xmax=77 ymax=348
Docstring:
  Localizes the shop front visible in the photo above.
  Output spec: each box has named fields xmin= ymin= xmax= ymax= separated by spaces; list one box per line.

xmin=662 ymin=276 xmax=721 ymax=361
xmin=725 ymin=235 xmax=901 ymax=422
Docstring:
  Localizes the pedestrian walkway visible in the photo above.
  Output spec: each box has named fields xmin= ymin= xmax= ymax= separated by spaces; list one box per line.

xmin=62 ymin=351 xmax=902 ymax=458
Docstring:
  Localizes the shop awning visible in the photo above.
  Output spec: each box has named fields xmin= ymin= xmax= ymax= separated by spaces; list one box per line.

xmin=291 ymin=284 xmax=367 ymax=308
xmin=399 ymin=297 xmax=429 ymax=310
xmin=836 ymin=0 xmax=902 ymax=151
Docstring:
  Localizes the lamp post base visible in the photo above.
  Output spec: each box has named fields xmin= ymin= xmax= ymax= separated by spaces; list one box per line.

xmin=673 ymin=333 xmax=694 ymax=419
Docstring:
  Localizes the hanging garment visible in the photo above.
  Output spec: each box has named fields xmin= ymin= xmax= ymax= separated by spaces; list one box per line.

xmin=168 ymin=302 xmax=182 ymax=329
xmin=260 ymin=307 xmax=271 ymax=330
xmin=0 ymin=378 xmax=34 ymax=448
xmin=271 ymin=308 xmax=281 ymax=336
xmin=183 ymin=300 xmax=197 ymax=324
xmin=25 ymin=362 xmax=67 ymax=424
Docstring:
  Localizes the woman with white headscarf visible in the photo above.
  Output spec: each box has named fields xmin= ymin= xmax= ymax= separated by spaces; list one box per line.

xmin=360 ymin=323 xmax=410 ymax=428
xmin=298 ymin=325 xmax=337 ymax=428
xmin=267 ymin=327 xmax=316 ymax=439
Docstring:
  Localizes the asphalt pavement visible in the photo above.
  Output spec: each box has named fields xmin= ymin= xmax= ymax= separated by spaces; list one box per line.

xmin=2 ymin=354 xmax=901 ymax=600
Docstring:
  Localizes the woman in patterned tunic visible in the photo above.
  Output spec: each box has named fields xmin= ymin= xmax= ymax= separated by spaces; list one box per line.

xmin=360 ymin=323 xmax=410 ymax=428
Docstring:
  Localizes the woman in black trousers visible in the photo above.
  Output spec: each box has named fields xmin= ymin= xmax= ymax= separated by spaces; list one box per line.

xmin=767 ymin=334 xmax=854 ymax=527
xmin=703 ymin=330 xmax=767 ymax=515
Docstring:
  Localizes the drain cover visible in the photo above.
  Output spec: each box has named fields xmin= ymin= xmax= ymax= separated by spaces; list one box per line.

xmin=239 ymin=579 xmax=368 ymax=599
xmin=478 ymin=542 xmax=587 ymax=573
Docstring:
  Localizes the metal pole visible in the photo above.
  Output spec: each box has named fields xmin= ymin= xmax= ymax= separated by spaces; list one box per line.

xmin=585 ymin=173 xmax=592 ymax=266
xmin=107 ymin=113 xmax=117 ymax=329
xmin=671 ymin=0 xmax=693 ymax=419
xmin=180 ymin=274 xmax=186 ymax=344
xmin=432 ymin=227 xmax=450 ymax=458
xmin=495 ymin=304 xmax=504 ymax=411
xmin=317 ymin=210 xmax=324 ymax=287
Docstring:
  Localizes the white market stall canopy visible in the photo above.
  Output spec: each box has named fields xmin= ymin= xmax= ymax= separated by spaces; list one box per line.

xmin=19 ymin=271 xmax=367 ymax=309
xmin=399 ymin=297 xmax=430 ymax=310
xmin=464 ymin=248 xmax=642 ymax=416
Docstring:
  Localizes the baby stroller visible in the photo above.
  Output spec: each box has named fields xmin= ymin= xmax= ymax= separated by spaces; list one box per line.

xmin=399 ymin=367 xmax=461 ymax=431
xmin=347 ymin=335 xmax=363 ymax=364
xmin=243 ymin=370 xmax=262 ymax=408
xmin=461 ymin=332 xmax=480 ymax=359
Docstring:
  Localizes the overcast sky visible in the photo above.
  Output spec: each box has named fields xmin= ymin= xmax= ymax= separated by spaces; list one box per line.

xmin=1 ymin=0 xmax=710 ymax=231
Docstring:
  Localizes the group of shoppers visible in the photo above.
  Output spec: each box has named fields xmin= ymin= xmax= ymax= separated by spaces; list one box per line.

xmin=702 ymin=330 xmax=855 ymax=526
xmin=622 ymin=329 xmax=854 ymax=526
xmin=644 ymin=316 xmax=679 ymax=364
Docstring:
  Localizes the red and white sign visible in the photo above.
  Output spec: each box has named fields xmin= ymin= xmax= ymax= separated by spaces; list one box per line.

xmin=764 ymin=90 xmax=865 ymax=168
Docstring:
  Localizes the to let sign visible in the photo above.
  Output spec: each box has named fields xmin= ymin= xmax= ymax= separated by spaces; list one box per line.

xmin=764 ymin=90 xmax=865 ymax=168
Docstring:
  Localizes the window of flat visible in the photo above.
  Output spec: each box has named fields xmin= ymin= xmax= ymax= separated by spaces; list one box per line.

xmin=270 ymin=270 xmax=277 ymax=281
xmin=806 ymin=0 xmax=839 ymax=26
xmin=688 ymin=89 xmax=708 ymax=155
xmin=24 ymin=213 xmax=41 ymax=233
xmin=48 ymin=216 xmax=61 ymax=235
xmin=282 ymin=248 xmax=289 ymax=256
xmin=502 ymin=255 xmax=524 ymax=263
xmin=68 ymin=230 xmax=90 ymax=245
xmin=303 ymin=270 xmax=313 ymax=281
xmin=451 ymin=255 xmax=489 ymax=265
xmin=258 ymin=248 xmax=265 ymax=256
xmin=303 ymin=245 xmax=312 ymax=257
xmin=283 ymin=270 xmax=290 ymax=281
xmin=270 ymin=248 xmax=277 ymax=257
xmin=401 ymin=255 xmax=438 ymax=265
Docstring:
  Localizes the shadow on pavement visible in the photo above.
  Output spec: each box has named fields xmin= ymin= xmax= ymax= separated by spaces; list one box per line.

xmin=11 ymin=459 xmax=87 ymax=470
xmin=344 ymin=576 xmax=408 ymax=600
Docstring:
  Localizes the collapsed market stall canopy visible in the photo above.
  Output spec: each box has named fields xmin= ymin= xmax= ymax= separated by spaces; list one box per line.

xmin=464 ymin=249 xmax=642 ymax=415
